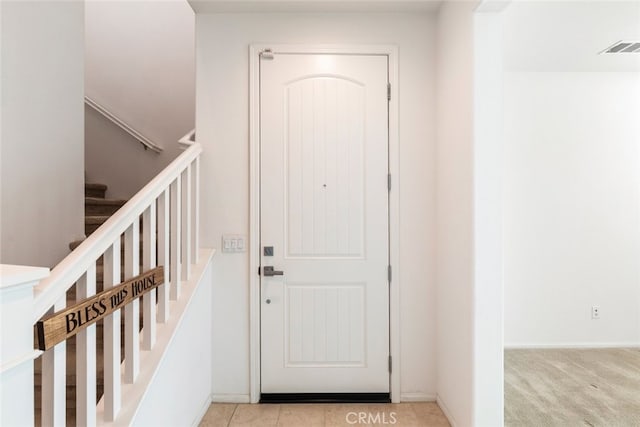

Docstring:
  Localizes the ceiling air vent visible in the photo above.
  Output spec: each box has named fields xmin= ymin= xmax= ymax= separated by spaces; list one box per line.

xmin=601 ymin=41 xmax=640 ymax=54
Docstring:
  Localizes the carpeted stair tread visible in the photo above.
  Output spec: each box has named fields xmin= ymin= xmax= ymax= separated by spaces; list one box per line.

xmin=85 ymin=197 xmax=127 ymax=216
xmin=85 ymin=215 xmax=111 ymax=224
xmin=85 ymin=216 xmax=111 ymax=235
xmin=85 ymin=183 xmax=107 ymax=199
xmin=85 ymin=197 xmax=126 ymax=205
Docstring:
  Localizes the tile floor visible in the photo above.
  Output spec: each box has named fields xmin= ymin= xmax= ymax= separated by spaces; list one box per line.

xmin=199 ymin=402 xmax=450 ymax=427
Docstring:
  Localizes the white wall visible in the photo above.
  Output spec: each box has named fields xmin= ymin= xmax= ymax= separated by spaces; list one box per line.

xmin=132 ymin=260 xmax=213 ymax=426
xmin=504 ymin=72 xmax=640 ymax=347
xmin=435 ymin=2 xmax=476 ymax=426
xmin=473 ymin=8 xmax=504 ymax=426
xmin=84 ymin=0 xmax=195 ymax=200
xmin=195 ymin=12 xmax=438 ymax=401
xmin=0 ymin=1 xmax=85 ymax=268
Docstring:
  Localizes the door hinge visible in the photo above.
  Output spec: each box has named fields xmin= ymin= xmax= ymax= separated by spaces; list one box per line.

xmin=388 ymin=355 xmax=392 ymax=373
xmin=387 ymin=174 xmax=391 ymax=191
xmin=387 ymin=83 xmax=391 ymax=101
xmin=388 ymin=265 xmax=392 ymax=283
xmin=260 ymin=48 xmax=274 ymax=60
xmin=258 ymin=266 xmax=261 ymax=276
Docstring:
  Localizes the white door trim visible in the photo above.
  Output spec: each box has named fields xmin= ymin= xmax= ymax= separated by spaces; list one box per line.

xmin=249 ymin=44 xmax=400 ymax=403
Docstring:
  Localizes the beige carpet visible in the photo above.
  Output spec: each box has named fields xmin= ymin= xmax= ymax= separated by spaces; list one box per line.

xmin=505 ymin=348 xmax=640 ymax=427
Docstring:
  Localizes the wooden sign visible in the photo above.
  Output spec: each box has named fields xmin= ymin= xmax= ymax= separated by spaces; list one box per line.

xmin=35 ymin=266 xmax=164 ymax=351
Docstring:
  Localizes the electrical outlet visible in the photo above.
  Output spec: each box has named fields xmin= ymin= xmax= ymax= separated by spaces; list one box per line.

xmin=591 ymin=306 xmax=600 ymax=319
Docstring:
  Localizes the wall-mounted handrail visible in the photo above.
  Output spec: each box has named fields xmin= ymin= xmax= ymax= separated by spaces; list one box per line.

xmin=85 ymin=96 xmax=163 ymax=153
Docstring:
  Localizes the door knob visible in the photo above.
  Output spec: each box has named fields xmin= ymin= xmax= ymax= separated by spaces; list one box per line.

xmin=263 ymin=266 xmax=284 ymax=277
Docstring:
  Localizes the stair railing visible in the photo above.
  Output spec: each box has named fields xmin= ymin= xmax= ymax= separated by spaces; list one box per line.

xmin=32 ymin=142 xmax=202 ymax=425
xmin=178 ymin=128 xmax=196 ymax=150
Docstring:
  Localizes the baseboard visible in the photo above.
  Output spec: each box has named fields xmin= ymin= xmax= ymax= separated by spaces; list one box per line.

xmin=191 ymin=394 xmax=214 ymax=427
xmin=505 ymin=342 xmax=640 ymax=350
xmin=211 ymin=393 xmax=251 ymax=403
xmin=436 ymin=395 xmax=458 ymax=427
xmin=400 ymin=392 xmax=437 ymax=402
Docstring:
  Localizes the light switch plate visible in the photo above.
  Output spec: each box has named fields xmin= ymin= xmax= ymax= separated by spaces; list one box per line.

xmin=222 ymin=234 xmax=246 ymax=253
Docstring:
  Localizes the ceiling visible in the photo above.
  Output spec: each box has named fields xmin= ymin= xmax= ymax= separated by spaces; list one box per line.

xmin=188 ymin=0 xmax=444 ymax=14
xmin=503 ymin=1 xmax=640 ymax=72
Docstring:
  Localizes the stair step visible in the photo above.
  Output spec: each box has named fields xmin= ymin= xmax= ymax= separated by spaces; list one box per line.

xmin=85 ymin=183 xmax=107 ymax=199
xmin=85 ymin=216 xmax=111 ymax=235
xmin=85 ymin=197 xmax=127 ymax=216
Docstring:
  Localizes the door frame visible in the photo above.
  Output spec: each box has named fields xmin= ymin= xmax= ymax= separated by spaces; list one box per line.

xmin=249 ymin=44 xmax=400 ymax=403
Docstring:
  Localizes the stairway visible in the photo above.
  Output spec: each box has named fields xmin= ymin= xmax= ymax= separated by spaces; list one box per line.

xmin=83 ymin=183 xmax=127 ymax=237
xmin=34 ymin=183 xmax=129 ymax=426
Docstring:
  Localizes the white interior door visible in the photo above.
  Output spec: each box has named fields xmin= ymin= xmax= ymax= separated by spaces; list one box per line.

xmin=260 ymin=52 xmax=390 ymax=394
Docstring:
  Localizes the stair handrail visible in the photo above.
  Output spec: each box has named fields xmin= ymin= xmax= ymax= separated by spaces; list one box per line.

xmin=32 ymin=142 xmax=202 ymax=323
xmin=178 ymin=128 xmax=196 ymax=149
xmin=85 ymin=96 xmax=164 ymax=153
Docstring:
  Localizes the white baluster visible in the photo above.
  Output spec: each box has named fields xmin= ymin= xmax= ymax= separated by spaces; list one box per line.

xmin=157 ymin=190 xmax=170 ymax=322
xmin=142 ymin=204 xmax=157 ymax=350
xmin=41 ymin=296 xmax=67 ymax=427
xmin=76 ymin=265 xmax=97 ymax=426
xmin=170 ymin=176 xmax=182 ymax=300
xmin=124 ymin=221 xmax=140 ymax=383
xmin=103 ymin=240 xmax=121 ymax=421
xmin=193 ymin=156 xmax=200 ymax=262
xmin=182 ymin=165 xmax=192 ymax=280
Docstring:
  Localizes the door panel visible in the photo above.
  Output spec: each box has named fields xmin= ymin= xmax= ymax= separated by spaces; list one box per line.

xmin=285 ymin=283 xmax=365 ymax=366
xmin=260 ymin=53 xmax=389 ymax=394
xmin=285 ymin=77 xmax=365 ymax=258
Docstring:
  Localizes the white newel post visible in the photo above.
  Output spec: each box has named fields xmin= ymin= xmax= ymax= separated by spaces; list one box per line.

xmin=0 ymin=264 xmax=50 ymax=426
